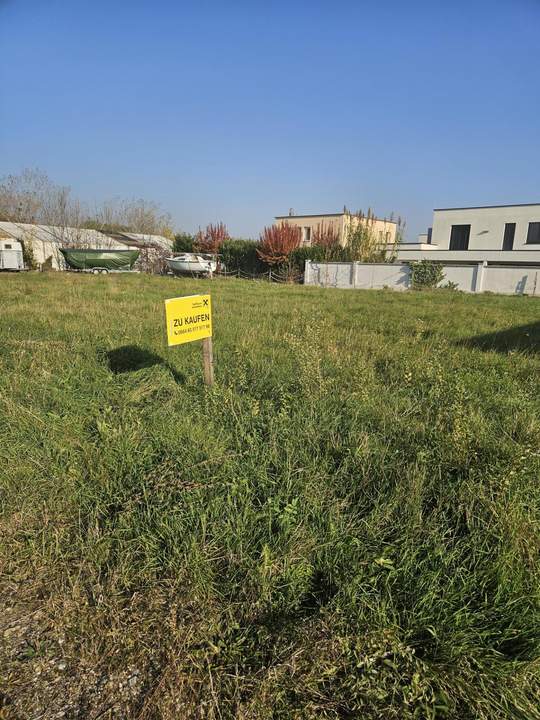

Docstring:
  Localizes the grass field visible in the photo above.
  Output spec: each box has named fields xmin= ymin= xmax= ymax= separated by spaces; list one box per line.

xmin=1 ymin=273 xmax=539 ymax=719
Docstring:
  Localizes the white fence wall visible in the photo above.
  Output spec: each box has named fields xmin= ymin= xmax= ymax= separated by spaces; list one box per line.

xmin=309 ymin=262 xmax=355 ymax=288
xmin=353 ymin=263 xmax=410 ymax=290
xmin=304 ymin=261 xmax=540 ymax=296
xmin=442 ymin=264 xmax=478 ymax=292
xmin=482 ymin=266 xmax=540 ymax=295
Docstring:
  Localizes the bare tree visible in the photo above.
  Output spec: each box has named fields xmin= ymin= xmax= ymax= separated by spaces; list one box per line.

xmin=85 ymin=197 xmax=173 ymax=238
xmin=84 ymin=197 xmax=174 ymax=272
xmin=0 ymin=169 xmax=175 ymax=270
xmin=123 ymin=198 xmax=173 ymax=238
xmin=0 ymin=168 xmax=54 ymax=223
xmin=0 ymin=168 xmax=92 ymax=266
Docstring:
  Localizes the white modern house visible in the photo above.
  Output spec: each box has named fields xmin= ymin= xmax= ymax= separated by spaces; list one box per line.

xmin=305 ymin=203 xmax=540 ymax=295
xmin=390 ymin=203 xmax=540 ymax=294
xmin=396 ymin=203 xmax=540 ymax=263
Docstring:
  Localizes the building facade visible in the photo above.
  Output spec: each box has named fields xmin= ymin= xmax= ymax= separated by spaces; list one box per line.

xmin=396 ymin=203 xmax=540 ymax=264
xmin=275 ymin=211 xmax=398 ymax=247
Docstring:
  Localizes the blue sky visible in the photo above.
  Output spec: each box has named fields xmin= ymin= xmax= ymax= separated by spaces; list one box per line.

xmin=1 ymin=0 xmax=539 ymax=240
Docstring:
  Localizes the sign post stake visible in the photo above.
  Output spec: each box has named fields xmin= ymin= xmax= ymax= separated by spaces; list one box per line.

xmin=165 ymin=294 xmax=214 ymax=385
xmin=202 ymin=336 xmax=214 ymax=386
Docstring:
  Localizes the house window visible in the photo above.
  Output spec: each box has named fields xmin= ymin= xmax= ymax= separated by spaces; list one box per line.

xmin=378 ymin=231 xmax=383 ymax=242
xmin=526 ymin=222 xmax=540 ymax=244
xmin=449 ymin=224 xmax=470 ymax=250
xmin=427 ymin=227 xmax=432 ymax=244
xmin=385 ymin=231 xmax=391 ymax=242
xmin=4 ymin=243 xmax=12 ymax=249
xmin=302 ymin=227 xmax=311 ymax=245
xmin=502 ymin=223 xmax=515 ymax=250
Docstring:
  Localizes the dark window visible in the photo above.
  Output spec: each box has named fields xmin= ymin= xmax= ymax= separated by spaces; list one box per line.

xmin=526 ymin=222 xmax=540 ymax=244
xmin=502 ymin=223 xmax=515 ymax=250
xmin=449 ymin=224 xmax=470 ymax=250
xmin=427 ymin=227 xmax=432 ymax=244
xmin=4 ymin=243 xmax=12 ymax=249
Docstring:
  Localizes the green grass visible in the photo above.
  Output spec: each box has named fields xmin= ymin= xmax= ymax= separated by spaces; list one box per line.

xmin=1 ymin=273 xmax=539 ymax=719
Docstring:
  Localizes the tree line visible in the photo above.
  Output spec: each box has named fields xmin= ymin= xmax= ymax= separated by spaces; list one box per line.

xmin=0 ymin=168 xmax=405 ymax=276
xmin=0 ymin=168 xmax=174 ymax=239
xmin=175 ymin=211 xmax=405 ymax=277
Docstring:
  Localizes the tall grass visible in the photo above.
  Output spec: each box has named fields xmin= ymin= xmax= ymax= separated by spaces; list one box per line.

xmin=1 ymin=273 xmax=539 ymax=719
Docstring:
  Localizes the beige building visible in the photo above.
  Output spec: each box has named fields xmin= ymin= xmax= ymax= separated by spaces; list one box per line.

xmin=275 ymin=211 xmax=398 ymax=247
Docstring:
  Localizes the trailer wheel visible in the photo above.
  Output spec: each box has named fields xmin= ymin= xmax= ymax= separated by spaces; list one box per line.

xmin=100 ymin=269 xmax=109 ymax=274
xmin=92 ymin=269 xmax=100 ymax=275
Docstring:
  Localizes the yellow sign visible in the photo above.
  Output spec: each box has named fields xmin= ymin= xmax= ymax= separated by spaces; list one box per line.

xmin=165 ymin=294 xmax=212 ymax=346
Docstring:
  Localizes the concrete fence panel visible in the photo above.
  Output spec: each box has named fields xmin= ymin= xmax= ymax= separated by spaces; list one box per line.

xmin=441 ymin=264 xmax=478 ymax=292
xmin=304 ymin=260 xmax=540 ymax=295
xmin=354 ymin=263 xmax=410 ymax=290
xmin=311 ymin=262 xmax=354 ymax=288
xmin=482 ymin=266 xmax=540 ymax=295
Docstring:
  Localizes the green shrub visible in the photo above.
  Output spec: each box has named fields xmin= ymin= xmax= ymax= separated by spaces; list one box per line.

xmin=288 ymin=244 xmax=360 ymax=274
xmin=21 ymin=239 xmax=37 ymax=270
xmin=288 ymin=244 xmax=328 ymax=274
xmin=343 ymin=210 xmax=396 ymax=263
xmin=173 ymin=232 xmax=195 ymax=253
xmin=220 ymin=238 xmax=265 ymax=274
xmin=288 ymin=230 xmax=393 ymax=276
xmin=441 ymin=280 xmax=460 ymax=291
xmin=410 ymin=260 xmax=445 ymax=289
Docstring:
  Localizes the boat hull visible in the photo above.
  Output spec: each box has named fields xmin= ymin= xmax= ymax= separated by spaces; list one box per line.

xmin=166 ymin=254 xmax=217 ymax=276
xmin=60 ymin=248 xmax=139 ymax=271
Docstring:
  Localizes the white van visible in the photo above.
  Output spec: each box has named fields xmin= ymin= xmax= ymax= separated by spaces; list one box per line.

xmin=0 ymin=239 xmax=24 ymax=271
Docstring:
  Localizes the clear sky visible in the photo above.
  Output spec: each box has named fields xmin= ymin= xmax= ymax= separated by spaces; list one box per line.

xmin=1 ymin=0 xmax=539 ymax=240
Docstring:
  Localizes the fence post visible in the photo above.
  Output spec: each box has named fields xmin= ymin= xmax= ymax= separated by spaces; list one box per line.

xmin=475 ymin=261 xmax=487 ymax=293
xmin=304 ymin=259 xmax=312 ymax=285
xmin=405 ymin=263 xmax=412 ymax=289
xmin=202 ymin=337 xmax=214 ymax=386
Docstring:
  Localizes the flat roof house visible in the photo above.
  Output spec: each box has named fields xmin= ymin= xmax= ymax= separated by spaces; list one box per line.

xmin=275 ymin=210 xmax=398 ymax=247
xmin=396 ymin=203 xmax=540 ymax=264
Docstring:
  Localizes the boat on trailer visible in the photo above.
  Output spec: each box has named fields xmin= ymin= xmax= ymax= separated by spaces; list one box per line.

xmin=60 ymin=248 xmax=140 ymax=273
xmin=165 ymin=253 xmax=217 ymax=276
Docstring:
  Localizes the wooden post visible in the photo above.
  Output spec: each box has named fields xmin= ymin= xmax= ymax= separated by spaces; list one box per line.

xmin=202 ymin=336 xmax=214 ymax=386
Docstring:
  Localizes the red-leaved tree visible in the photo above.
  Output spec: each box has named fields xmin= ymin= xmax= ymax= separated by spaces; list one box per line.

xmin=195 ymin=222 xmax=230 ymax=254
xmin=313 ymin=221 xmax=340 ymax=248
xmin=257 ymin=223 xmax=301 ymax=266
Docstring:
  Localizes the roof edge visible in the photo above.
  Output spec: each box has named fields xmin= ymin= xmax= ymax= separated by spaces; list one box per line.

xmin=434 ymin=202 xmax=540 ymax=211
xmin=275 ymin=212 xmax=397 ymax=224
